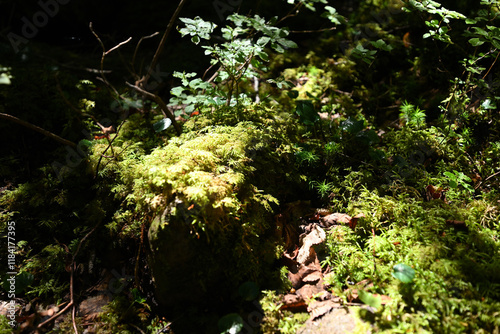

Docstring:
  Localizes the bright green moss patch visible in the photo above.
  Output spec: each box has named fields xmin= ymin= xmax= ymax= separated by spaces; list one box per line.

xmin=318 ymin=189 xmax=500 ymax=333
xmin=96 ymin=121 xmax=302 ymax=314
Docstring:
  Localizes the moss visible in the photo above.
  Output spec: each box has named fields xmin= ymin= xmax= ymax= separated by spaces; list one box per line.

xmin=320 ymin=188 xmax=500 ymax=333
xmin=95 ymin=119 xmax=301 ymax=317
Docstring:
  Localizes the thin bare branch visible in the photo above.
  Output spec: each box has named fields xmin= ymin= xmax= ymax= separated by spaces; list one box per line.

xmin=132 ymin=32 xmax=160 ymax=76
xmin=290 ymin=27 xmax=337 ymax=34
xmin=89 ymin=22 xmax=120 ymax=97
xmin=142 ymin=0 xmax=188 ymax=87
xmin=0 ymin=112 xmax=77 ymax=148
xmin=106 ymin=37 xmax=133 ymax=55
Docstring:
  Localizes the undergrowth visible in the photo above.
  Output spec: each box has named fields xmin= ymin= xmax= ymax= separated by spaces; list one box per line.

xmin=1 ymin=0 xmax=500 ymax=333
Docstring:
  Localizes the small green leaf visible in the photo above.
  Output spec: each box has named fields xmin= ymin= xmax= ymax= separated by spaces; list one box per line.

xmin=371 ymin=39 xmax=393 ymax=51
xmin=191 ymin=36 xmax=200 ymax=45
xmin=443 ymin=171 xmax=455 ymax=179
xmin=358 ymin=290 xmax=382 ymax=309
xmin=461 ymin=174 xmax=472 ymax=182
xmin=295 ymin=100 xmax=319 ymax=125
xmin=469 ymin=38 xmax=485 ymax=46
xmin=473 ymin=27 xmax=489 ymax=36
xmin=257 ymin=36 xmax=271 ymax=47
xmin=218 ymin=313 xmax=244 ymax=334
xmin=492 ymin=39 xmax=500 ymax=49
xmin=278 ymin=38 xmax=298 ymax=49
xmin=78 ymin=139 xmax=93 ymax=148
xmin=171 ymin=86 xmax=185 ymax=97
xmin=238 ymin=281 xmax=259 ymax=301
xmin=392 ymin=263 xmax=415 ymax=283
xmin=256 ymin=51 xmax=269 ymax=61
xmin=0 ymin=73 xmax=11 ymax=85
xmin=153 ymin=118 xmax=172 ymax=133
xmin=340 ymin=117 xmax=364 ymax=134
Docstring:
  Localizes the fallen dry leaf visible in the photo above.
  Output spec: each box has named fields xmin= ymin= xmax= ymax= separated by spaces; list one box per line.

xmin=320 ymin=213 xmax=352 ymax=228
xmin=308 ymin=299 xmax=342 ymax=320
xmin=314 ymin=290 xmax=333 ymax=301
xmin=303 ymin=271 xmax=323 ymax=284
xmin=281 ymin=294 xmax=308 ymax=312
xmin=296 ymin=283 xmax=324 ymax=301
xmin=288 ymin=262 xmax=319 ymax=288
xmin=297 ymin=225 xmax=326 ymax=264
xmin=425 ymin=185 xmax=447 ymax=202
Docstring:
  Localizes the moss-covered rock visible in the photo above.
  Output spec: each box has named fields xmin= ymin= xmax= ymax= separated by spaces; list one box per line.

xmin=110 ymin=120 xmax=300 ymax=312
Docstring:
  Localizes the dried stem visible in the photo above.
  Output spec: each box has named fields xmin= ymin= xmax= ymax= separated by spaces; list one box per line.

xmin=0 ymin=112 xmax=77 ymax=148
xmin=141 ymin=0 xmax=188 ymax=87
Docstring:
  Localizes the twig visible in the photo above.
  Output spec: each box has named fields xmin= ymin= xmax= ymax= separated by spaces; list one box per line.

xmin=89 ymin=23 xmax=131 ymax=97
xmin=0 ymin=112 xmax=77 ymax=148
xmin=132 ymin=32 xmax=160 ymax=77
xmin=94 ymin=120 xmax=126 ymax=178
xmin=202 ymin=63 xmax=218 ymax=81
xmin=130 ymin=323 xmax=147 ymax=334
xmin=36 ymin=301 xmax=74 ymax=328
xmin=141 ymin=0 xmax=188 ymax=87
xmin=106 ymin=37 xmax=133 ymax=55
xmin=482 ymin=48 xmax=500 ymax=80
xmin=277 ymin=2 xmax=303 ymax=25
xmin=126 ymin=82 xmax=181 ymax=135
xmin=290 ymin=27 xmax=337 ymax=34
xmin=37 ymin=222 xmax=102 ymax=331
xmin=475 ymin=170 xmax=500 ymax=190
xmin=72 ymin=273 xmax=78 ymax=334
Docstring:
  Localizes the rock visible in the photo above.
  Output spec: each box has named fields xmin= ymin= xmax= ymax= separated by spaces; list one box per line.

xmin=297 ymin=307 xmax=371 ymax=334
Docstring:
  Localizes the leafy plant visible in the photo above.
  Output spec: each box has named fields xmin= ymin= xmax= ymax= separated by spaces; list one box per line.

xmin=351 ymin=44 xmax=377 ymax=65
xmin=399 ymin=101 xmax=426 ymax=128
xmin=172 ymin=13 xmax=298 ymax=112
xmin=310 ymin=179 xmax=334 ymax=199
xmin=444 ymin=170 xmax=474 ymax=193
xmin=402 ymin=0 xmax=466 ymax=44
